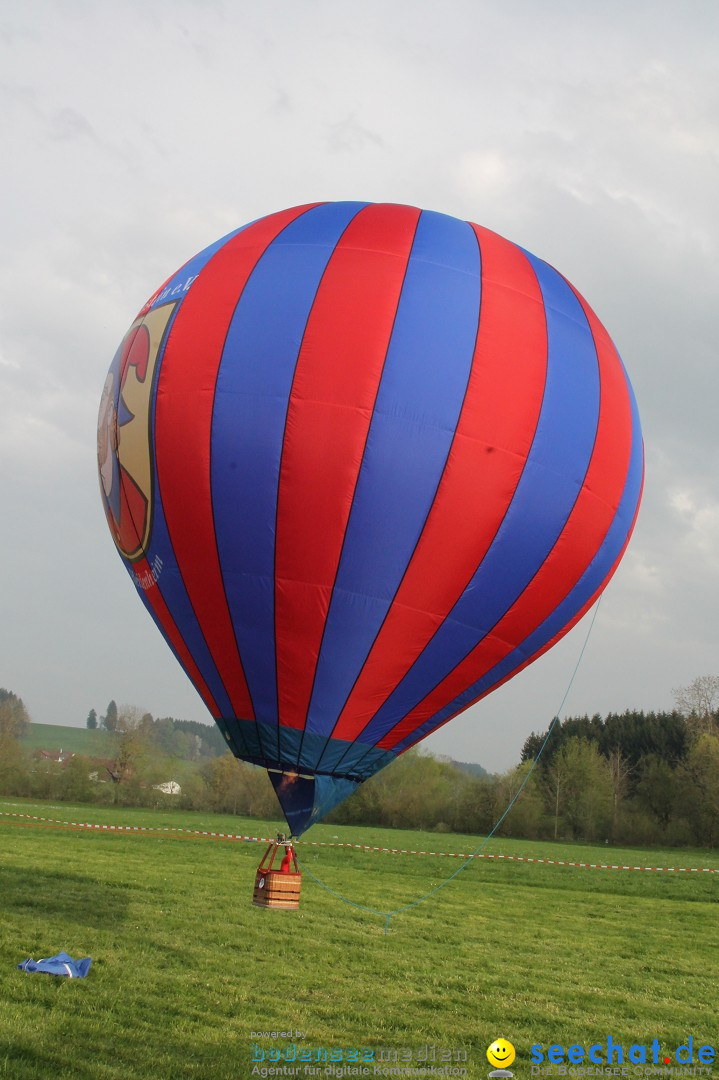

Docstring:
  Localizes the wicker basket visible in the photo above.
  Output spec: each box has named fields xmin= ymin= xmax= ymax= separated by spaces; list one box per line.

xmin=253 ymin=868 xmax=302 ymax=910
xmin=252 ymin=839 xmax=302 ymax=910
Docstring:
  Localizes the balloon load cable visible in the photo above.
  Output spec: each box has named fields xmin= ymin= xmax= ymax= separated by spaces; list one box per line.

xmin=295 ymin=596 xmax=603 ymax=934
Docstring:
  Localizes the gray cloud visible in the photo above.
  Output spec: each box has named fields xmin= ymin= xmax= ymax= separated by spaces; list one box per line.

xmin=1 ymin=0 xmax=717 ymax=770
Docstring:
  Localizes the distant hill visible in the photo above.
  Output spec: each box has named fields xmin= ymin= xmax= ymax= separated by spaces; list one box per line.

xmin=450 ymin=758 xmax=489 ymax=779
xmin=21 ymin=724 xmax=488 ymax=777
xmin=19 ymin=719 xmax=226 ymax=761
xmin=20 ymin=723 xmax=112 ymax=756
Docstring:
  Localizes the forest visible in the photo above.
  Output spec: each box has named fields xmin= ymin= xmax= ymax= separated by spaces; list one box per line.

xmin=1 ymin=678 xmax=718 ymax=848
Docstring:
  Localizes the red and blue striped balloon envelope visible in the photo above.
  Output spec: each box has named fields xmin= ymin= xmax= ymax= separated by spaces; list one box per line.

xmin=98 ymin=202 xmax=643 ymax=834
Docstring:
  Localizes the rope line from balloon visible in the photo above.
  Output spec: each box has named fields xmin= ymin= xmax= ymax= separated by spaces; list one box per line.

xmin=2 ymin=810 xmax=717 ymax=876
xmin=0 ymin=812 xmax=605 ymax=859
xmin=297 ymin=596 xmax=604 ymax=932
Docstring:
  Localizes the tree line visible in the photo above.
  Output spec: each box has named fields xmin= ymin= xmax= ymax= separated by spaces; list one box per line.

xmin=1 ymin=677 xmax=718 ymax=847
xmin=0 ymin=688 xmax=30 ymax=739
xmin=86 ymin=700 xmax=227 ymax=758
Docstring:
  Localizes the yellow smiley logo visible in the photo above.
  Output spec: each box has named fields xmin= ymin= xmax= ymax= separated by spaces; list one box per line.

xmin=487 ymin=1039 xmax=516 ymax=1069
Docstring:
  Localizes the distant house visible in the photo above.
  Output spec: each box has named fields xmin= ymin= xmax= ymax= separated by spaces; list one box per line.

xmin=153 ymin=781 xmax=181 ymax=795
xmin=84 ymin=760 xmax=181 ymax=793
xmin=86 ymin=757 xmax=116 ymax=783
xmin=35 ymin=749 xmax=74 ymax=765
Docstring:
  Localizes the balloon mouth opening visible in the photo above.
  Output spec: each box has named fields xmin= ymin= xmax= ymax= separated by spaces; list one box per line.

xmin=269 ymin=767 xmax=310 ymax=791
xmin=215 ymin=717 xmax=399 ymax=833
xmin=268 ymin=768 xmax=360 ymax=837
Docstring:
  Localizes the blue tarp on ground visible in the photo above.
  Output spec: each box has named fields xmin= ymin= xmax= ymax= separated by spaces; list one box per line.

xmin=18 ymin=952 xmax=92 ymax=978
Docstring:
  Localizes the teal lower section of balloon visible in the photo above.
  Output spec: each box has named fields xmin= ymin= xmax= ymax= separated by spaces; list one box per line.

xmin=268 ymin=771 xmax=359 ymax=836
xmin=218 ymin=717 xmax=397 ymax=781
xmin=215 ymin=718 xmax=398 ymax=834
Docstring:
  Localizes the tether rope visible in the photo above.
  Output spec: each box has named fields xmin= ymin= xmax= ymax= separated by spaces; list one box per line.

xmin=0 ymin=810 xmax=483 ymax=854
xmin=297 ymin=596 xmax=604 ymax=932
xmin=2 ymin=808 xmax=716 ymax=875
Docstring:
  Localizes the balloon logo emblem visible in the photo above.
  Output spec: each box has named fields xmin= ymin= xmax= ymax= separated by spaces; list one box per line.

xmin=98 ymin=304 xmax=175 ymax=560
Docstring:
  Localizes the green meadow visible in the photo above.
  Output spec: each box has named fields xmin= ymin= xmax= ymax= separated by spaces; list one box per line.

xmin=0 ymin=798 xmax=717 ymax=1079
xmin=18 ymin=723 xmax=112 ymax=757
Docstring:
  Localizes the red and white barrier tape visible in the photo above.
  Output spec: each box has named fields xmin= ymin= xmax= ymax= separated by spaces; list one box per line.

xmin=1 ymin=808 xmax=717 ymax=875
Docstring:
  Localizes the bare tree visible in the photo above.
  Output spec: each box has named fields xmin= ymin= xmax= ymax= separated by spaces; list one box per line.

xmin=673 ymin=675 xmax=719 ymax=738
xmin=106 ymin=705 xmax=148 ymax=788
xmin=545 ymin=753 xmax=567 ymax=840
xmin=607 ymin=749 xmax=632 ymax=839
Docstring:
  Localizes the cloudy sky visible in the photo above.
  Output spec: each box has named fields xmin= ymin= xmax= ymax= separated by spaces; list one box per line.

xmin=1 ymin=1 xmax=717 ymax=771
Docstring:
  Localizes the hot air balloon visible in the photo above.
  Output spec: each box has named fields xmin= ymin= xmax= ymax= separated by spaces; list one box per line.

xmin=97 ymin=202 xmax=643 ymax=836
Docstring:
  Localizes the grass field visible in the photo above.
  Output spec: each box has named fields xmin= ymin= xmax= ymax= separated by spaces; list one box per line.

xmin=0 ymin=797 xmax=717 ymax=1079
xmin=19 ymin=723 xmax=112 ymax=756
